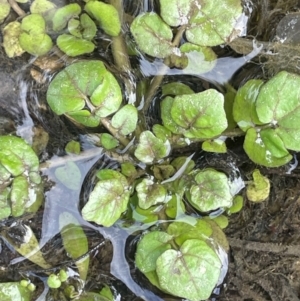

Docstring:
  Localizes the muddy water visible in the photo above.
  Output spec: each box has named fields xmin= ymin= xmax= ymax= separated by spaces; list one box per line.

xmin=1 ymin=0 xmax=300 ymax=300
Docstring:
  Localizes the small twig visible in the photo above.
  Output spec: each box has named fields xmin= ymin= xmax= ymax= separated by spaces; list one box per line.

xmin=8 ymin=0 xmax=26 ymax=17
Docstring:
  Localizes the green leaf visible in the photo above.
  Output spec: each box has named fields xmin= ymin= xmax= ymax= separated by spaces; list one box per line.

xmin=161 ymin=82 xmax=194 ymax=97
xmin=2 ymin=21 xmax=25 ymax=58
xmin=30 ymin=0 xmax=56 ymax=15
xmin=179 ymin=43 xmax=217 ymax=74
xmin=19 ymin=32 xmax=53 ymax=56
xmin=202 ymin=139 xmax=227 ymax=153
xmin=65 ymin=140 xmax=80 ymax=154
xmin=134 ymin=131 xmax=171 ymax=164
xmin=135 ymin=231 xmax=172 ymax=274
xmin=152 ymin=124 xmax=172 ymax=142
xmin=81 ymin=13 xmax=97 ymax=41
xmin=233 ymin=79 xmax=264 ymax=131
xmin=68 ymin=18 xmax=82 ymax=38
xmin=226 ymin=195 xmax=243 ymax=215
xmin=170 ymin=90 xmax=228 ymax=138
xmin=59 ymin=212 xmax=89 ymax=281
xmin=243 ymin=128 xmax=292 ymax=167
xmin=161 ymin=97 xmax=186 ymax=135
xmin=246 ymin=169 xmax=270 ymax=203
xmin=2 ymin=225 xmax=51 ymax=269
xmin=130 ymin=13 xmax=175 ymax=58
xmin=52 ymin=3 xmax=81 ymax=31
xmin=0 ymin=282 xmax=32 ymax=301
xmin=82 ymin=178 xmax=130 ymax=227
xmin=57 ymin=34 xmax=95 ymax=57
xmin=47 ymin=61 xmax=122 ymax=125
xmin=136 ymin=178 xmax=167 ymax=209
xmin=189 ymin=169 xmax=232 ymax=212
xmin=84 ymin=1 xmax=121 ymax=36
xmin=0 ymin=0 xmax=10 ymax=24
xmin=111 ymin=104 xmax=138 ymax=135
xmin=10 ymin=175 xmax=28 ymax=217
xmin=185 ymin=0 xmax=242 ymax=46
xmin=68 ymin=110 xmax=100 ymax=127
xmin=55 ymin=161 xmax=81 ymax=190
xmin=99 ymin=285 xmax=114 ymax=301
xmin=100 ymin=133 xmax=119 ymax=150
xmin=256 ymin=71 xmax=300 ymax=151
xmin=47 ymin=274 xmax=61 ymax=288
xmin=167 ymin=220 xmax=213 ymax=246
xmin=0 ymin=188 xmax=11 ymax=220
xmin=95 ymin=169 xmax=128 ymax=187
xmin=156 ymin=239 xmax=221 ymax=301
xmin=171 ymin=156 xmax=195 ymax=174
xmin=120 ymin=162 xmax=137 ymax=178
xmin=20 ymin=14 xmax=46 ymax=34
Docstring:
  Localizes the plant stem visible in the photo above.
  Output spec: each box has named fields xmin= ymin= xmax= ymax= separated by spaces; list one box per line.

xmin=143 ymin=25 xmax=187 ymax=114
xmin=8 ymin=0 xmax=26 ymax=17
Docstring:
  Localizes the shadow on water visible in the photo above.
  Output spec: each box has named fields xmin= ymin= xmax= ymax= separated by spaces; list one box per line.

xmin=1 ymin=0 xmax=300 ymax=300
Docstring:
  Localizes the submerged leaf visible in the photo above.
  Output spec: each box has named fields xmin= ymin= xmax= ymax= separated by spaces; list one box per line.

xmin=130 ymin=13 xmax=175 ymax=58
xmin=156 ymin=239 xmax=221 ymax=301
xmin=59 ymin=212 xmax=89 ymax=281
xmin=55 ymin=161 xmax=81 ymax=190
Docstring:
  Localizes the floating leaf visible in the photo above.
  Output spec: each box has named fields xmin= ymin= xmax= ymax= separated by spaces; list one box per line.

xmin=120 ymin=162 xmax=137 ymax=178
xmin=170 ymin=90 xmax=228 ymax=138
xmin=47 ymin=61 xmax=122 ymax=126
xmin=52 ymin=3 xmax=81 ymax=31
xmin=20 ymin=14 xmax=46 ymax=34
xmin=233 ymin=79 xmax=264 ymax=131
xmin=134 ymin=131 xmax=171 ymax=164
xmin=161 ymin=82 xmax=194 ymax=97
xmin=82 ymin=177 xmax=130 ymax=227
xmin=156 ymin=239 xmax=221 ymax=301
xmin=152 ymin=124 xmax=172 ymax=142
xmin=10 ymin=175 xmax=29 ymax=217
xmin=47 ymin=274 xmax=61 ymax=288
xmin=0 ymin=282 xmax=32 ymax=301
xmin=111 ymin=104 xmax=138 ymax=135
xmin=189 ymin=169 xmax=232 ymax=212
xmin=2 ymin=21 xmax=25 ymax=58
xmin=68 ymin=18 xmax=81 ymax=38
xmin=130 ymin=13 xmax=175 ymax=58
xmin=59 ymin=212 xmax=89 ymax=281
xmin=30 ymin=0 xmax=56 ymax=16
xmin=100 ymin=133 xmax=119 ymax=150
xmin=256 ymin=71 xmax=300 ymax=151
xmin=226 ymin=195 xmax=243 ymax=214
xmin=55 ymin=161 xmax=81 ymax=190
xmin=135 ymin=231 xmax=172 ymax=274
xmin=246 ymin=169 xmax=270 ymax=203
xmin=0 ymin=188 xmax=11 ymax=220
xmin=202 ymin=139 xmax=227 ymax=153
xmin=65 ymin=140 xmax=80 ymax=154
xmin=136 ymin=178 xmax=167 ymax=209
xmin=96 ymin=169 xmax=127 ymax=187
xmin=0 ymin=0 xmax=10 ymax=24
xmin=2 ymin=225 xmax=51 ymax=269
xmin=243 ymin=128 xmax=292 ymax=167
xmin=57 ymin=34 xmax=95 ymax=57
xmin=84 ymin=1 xmax=121 ymax=36
xmin=99 ymin=285 xmax=114 ymax=301
xmin=212 ymin=215 xmax=229 ymax=229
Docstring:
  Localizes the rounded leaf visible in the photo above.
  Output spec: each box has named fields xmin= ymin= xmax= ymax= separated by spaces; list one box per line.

xmin=185 ymin=0 xmax=243 ymax=46
xmin=21 ymin=14 xmax=46 ymax=34
xmin=156 ymin=239 xmax=222 ymax=301
xmin=84 ymin=1 xmax=121 ymax=36
xmin=256 ymin=71 xmax=300 ymax=151
xmin=0 ymin=0 xmax=10 ymax=24
xmin=57 ymin=34 xmax=95 ymax=56
xmin=55 ymin=161 xmax=81 ymax=190
xmin=189 ymin=169 xmax=232 ymax=212
xmin=0 ymin=282 xmax=32 ymax=301
xmin=52 ymin=3 xmax=81 ymax=31
xmin=30 ymin=0 xmax=56 ymax=15
xmin=81 ymin=179 xmax=130 ymax=227
xmin=171 ymin=90 xmax=228 ymax=139
xmin=81 ymin=13 xmax=97 ymax=41
xmin=3 ymin=21 xmax=25 ymax=58
xmin=19 ymin=32 xmax=53 ymax=56
xmin=130 ymin=12 xmax=175 ymax=58
xmin=134 ymin=131 xmax=171 ymax=164
xmin=111 ymin=104 xmax=138 ymax=135
xmin=100 ymin=133 xmax=119 ymax=150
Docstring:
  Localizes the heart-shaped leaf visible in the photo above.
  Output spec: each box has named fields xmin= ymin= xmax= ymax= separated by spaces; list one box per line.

xmin=82 ymin=177 xmax=130 ymax=227
xmin=136 ymin=178 xmax=167 ymax=209
xmin=81 ymin=13 xmax=97 ymax=41
xmin=156 ymin=239 xmax=221 ymax=301
xmin=20 ymin=14 xmax=46 ymax=34
xmin=84 ymin=1 xmax=121 ymax=36
xmin=189 ymin=169 xmax=232 ymax=212
xmin=134 ymin=131 xmax=171 ymax=164
xmin=47 ymin=61 xmax=122 ymax=126
xmin=130 ymin=12 xmax=175 ymax=58
xmin=100 ymin=133 xmax=119 ymax=150
xmin=19 ymin=32 xmax=53 ymax=56
xmin=57 ymin=34 xmax=95 ymax=56
xmin=170 ymin=90 xmax=228 ymax=138
xmin=111 ymin=104 xmax=138 ymax=135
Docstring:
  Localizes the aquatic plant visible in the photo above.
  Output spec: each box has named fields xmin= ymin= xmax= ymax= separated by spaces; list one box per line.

xmin=0 ymin=0 xmax=300 ymax=300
